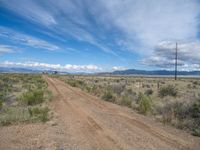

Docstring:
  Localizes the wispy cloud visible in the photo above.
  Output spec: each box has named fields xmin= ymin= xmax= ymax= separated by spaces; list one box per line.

xmin=0 ymin=0 xmax=119 ymax=54
xmin=0 ymin=27 xmax=60 ymax=51
xmin=0 ymin=45 xmax=13 ymax=53
xmin=0 ymin=44 xmax=20 ymax=54
xmin=100 ymin=0 xmax=200 ymax=51
xmin=2 ymin=0 xmax=200 ymax=53
xmin=1 ymin=61 xmax=101 ymax=72
xmin=0 ymin=0 xmax=56 ymax=26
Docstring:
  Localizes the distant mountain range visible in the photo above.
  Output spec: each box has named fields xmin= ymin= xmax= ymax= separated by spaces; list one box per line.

xmin=0 ymin=67 xmax=59 ymax=74
xmin=0 ymin=67 xmax=76 ymax=74
xmin=0 ymin=67 xmax=200 ymax=76
xmin=98 ymin=69 xmax=200 ymax=76
xmin=0 ymin=67 xmax=41 ymax=73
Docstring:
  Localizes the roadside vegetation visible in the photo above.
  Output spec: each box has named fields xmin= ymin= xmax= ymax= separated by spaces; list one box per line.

xmin=0 ymin=74 xmax=53 ymax=126
xmin=54 ymin=75 xmax=200 ymax=136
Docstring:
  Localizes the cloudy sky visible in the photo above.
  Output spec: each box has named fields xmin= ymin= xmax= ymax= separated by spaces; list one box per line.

xmin=0 ymin=0 xmax=200 ymax=72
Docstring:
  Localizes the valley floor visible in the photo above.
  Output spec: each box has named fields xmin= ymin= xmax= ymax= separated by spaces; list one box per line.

xmin=0 ymin=76 xmax=199 ymax=150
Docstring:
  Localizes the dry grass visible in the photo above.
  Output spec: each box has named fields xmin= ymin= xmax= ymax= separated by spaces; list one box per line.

xmin=0 ymin=74 xmax=52 ymax=125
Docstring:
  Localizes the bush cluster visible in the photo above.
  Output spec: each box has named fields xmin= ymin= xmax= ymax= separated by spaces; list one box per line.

xmin=190 ymin=98 xmax=200 ymax=118
xmin=102 ymin=90 xmax=114 ymax=102
xmin=138 ymin=93 xmax=152 ymax=115
xmin=145 ymin=89 xmax=153 ymax=96
xmin=28 ymin=107 xmax=49 ymax=122
xmin=159 ymin=85 xmax=177 ymax=97
xmin=121 ymin=95 xmax=132 ymax=107
xmin=0 ymin=100 xmax=3 ymax=109
xmin=20 ymin=90 xmax=44 ymax=105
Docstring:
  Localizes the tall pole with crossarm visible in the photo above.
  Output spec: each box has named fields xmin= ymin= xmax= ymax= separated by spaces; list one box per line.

xmin=175 ymin=42 xmax=178 ymax=80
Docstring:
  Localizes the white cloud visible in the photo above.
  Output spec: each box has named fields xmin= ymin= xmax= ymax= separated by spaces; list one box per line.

xmin=0 ymin=27 xmax=60 ymax=51
xmin=0 ymin=44 xmax=20 ymax=54
xmin=141 ymin=40 xmax=200 ymax=71
xmin=1 ymin=61 xmax=101 ymax=72
xmin=100 ymin=0 xmax=200 ymax=52
xmin=112 ymin=66 xmax=126 ymax=71
xmin=0 ymin=45 xmax=14 ymax=54
xmin=2 ymin=0 xmax=200 ymax=54
xmin=179 ymin=63 xmax=200 ymax=71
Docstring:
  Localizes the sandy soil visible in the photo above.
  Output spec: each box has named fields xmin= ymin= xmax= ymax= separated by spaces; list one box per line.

xmin=0 ymin=76 xmax=199 ymax=150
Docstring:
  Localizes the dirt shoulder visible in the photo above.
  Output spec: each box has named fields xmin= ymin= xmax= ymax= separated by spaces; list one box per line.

xmin=0 ymin=76 xmax=199 ymax=150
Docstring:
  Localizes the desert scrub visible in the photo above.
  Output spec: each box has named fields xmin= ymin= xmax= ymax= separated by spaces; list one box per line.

xmin=0 ymin=107 xmax=30 ymax=126
xmin=0 ymin=74 xmax=52 ymax=126
xmin=0 ymin=100 xmax=3 ymax=109
xmin=66 ymin=80 xmax=77 ymax=87
xmin=0 ymin=106 xmax=50 ymax=125
xmin=67 ymin=79 xmax=85 ymax=88
xmin=157 ymin=101 xmax=182 ymax=124
xmin=19 ymin=90 xmax=44 ymax=105
xmin=120 ymin=95 xmax=132 ymax=107
xmin=45 ymin=90 xmax=53 ymax=101
xmin=145 ymin=89 xmax=153 ymax=96
xmin=28 ymin=106 xmax=49 ymax=122
xmin=111 ymin=83 xmax=126 ymax=95
xmin=138 ymin=93 xmax=152 ymax=115
xmin=190 ymin=97 xmax=200 ymax=118
xmin=155 ymin=98 xmax=200 ymax=136
xmin=159 ymin=84 xmax=177 ymax=97
xmin=188 ymin=98 xmax=200 ymax=136
xmin=102 ymin=90 xmax=115 ymax=102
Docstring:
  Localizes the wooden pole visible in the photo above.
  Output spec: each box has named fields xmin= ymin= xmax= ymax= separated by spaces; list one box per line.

xmin=175 ymin=42 xmax=178 ymax=80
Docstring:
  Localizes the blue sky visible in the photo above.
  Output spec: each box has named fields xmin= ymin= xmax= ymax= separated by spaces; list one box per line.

xmin=0 ymin=0 xmax=200 ymax=72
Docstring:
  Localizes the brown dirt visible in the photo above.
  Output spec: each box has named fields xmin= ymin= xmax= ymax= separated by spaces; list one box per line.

xmin=0 ymin=76 xmax=199 ymax=150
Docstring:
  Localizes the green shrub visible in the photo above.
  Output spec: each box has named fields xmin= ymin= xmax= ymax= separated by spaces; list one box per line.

xmin=145 ymin=89 xmax=153 ymax=96
xmin=20 ymin=90 xmax=44 ymax=105
xmin=138 ymin=93 xmax=152 ymax=115
xmin=67 ymin=80 xmax=76 ymax=87
xmin=45 ymin=90 xmax=53 ymax=101
xmin=28 ymin=107 xmax=49 ymax=122
xmin=102 ymin=90 xmax=114 ymax=102
xmin=126 ymin=88 xmax=133 ymax=94
xmin=159 ymin=85 xmax=177 ymax=97
xmin=192 ymin=128 xmax=200 ymax=137
xmin=77 ymin=80 xmax=84 ymax=86
xmin=68 ymin=80 xmax=85 ymax=87
xmin=112 ymin=84 xmax=125 ymax=95
xmin=193 ymin=81 xmax=198 ymax=85
xmin=158 ymin=102 xmax=184 ymax=124
xmin=121 ymin=95 xmax=132 ymax=107
xmin=0 ymin=92 xmax=6 ymax=101
xmin=190 ymin=98 xmax=200 ymax=118
xmin=85 ymin=86 xmax=92 ymax=92
xmin=0 ymin=107 xmax=30 ymax=125
xmin=0 ymin=100 xmax=3 ymax=109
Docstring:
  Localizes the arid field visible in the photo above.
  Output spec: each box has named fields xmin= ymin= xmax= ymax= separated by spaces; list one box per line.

xmin=55 ymin=75 xmax=200 ymax=136
xmin=0 ymin=73 xmax=199 ymax=150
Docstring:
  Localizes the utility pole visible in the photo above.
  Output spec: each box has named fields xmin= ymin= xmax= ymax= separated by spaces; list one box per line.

xmin=175 ymin=42 xmax=178 ymax=80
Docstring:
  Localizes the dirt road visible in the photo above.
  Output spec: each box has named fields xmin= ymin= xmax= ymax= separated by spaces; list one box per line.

xmin=0 ymin=77 xmax=199 ymax=150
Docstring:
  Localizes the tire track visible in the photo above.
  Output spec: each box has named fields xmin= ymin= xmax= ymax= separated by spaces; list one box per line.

xmin=45 ymin=77 xmax=126 ymax=150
